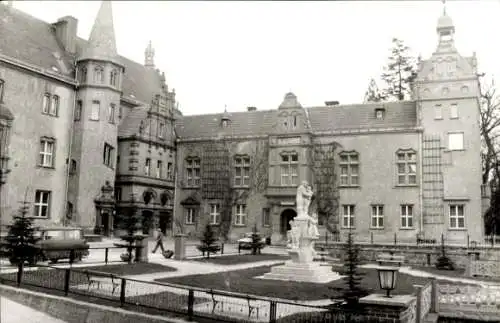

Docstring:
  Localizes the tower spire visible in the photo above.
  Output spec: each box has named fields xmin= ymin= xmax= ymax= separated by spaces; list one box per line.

xmin=78 ymin=1 xmax=119 ymax=64
xmin=144 ymin=40 xmax=155 ymax=68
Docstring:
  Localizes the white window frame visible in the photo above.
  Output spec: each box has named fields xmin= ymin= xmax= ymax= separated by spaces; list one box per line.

xmin=449 ymin=204 xmax=465 ymax=229
xmin=280 ymin=152 xmax=299 ymax=186
xmin=39 ymin=139 xmax=54 ymax=167
xmin=209 ymin=204 xmax=220 ymax=225
xmin=435 ymin=104 xmax=443 ymax=119
xmin=234 ymin=156 xmax=250 ymax=187
xmin=91 ymin=100 xmax=100 ymax=121
xmin=167 ymin=162 xmax=173 ymax=179
xmin=42 ymin=93 xmax=51 ymax=114
xmin=448 ymin=132 xmax=464 ymax=151
xmin=103 ymin=143 xmax=114 ymax=167
xmin=34 ymin=190 xmax=51 ymax=218
xmin=339 ymin=152 xmax=359 ymax=186
xmin=342 ymin=204 xmax=355 ymax=228
xmin=401 ymin=204 xmax=414 ymax=228
xmin=450 ymin=103 xmax=459 ymax=119
xmin=371 ymin=205 xmax=384 ymax=229
xmin=93 ymin=66 xmax=104 ymax=84
xmin=234 ymin=204 xmax=247 ymax=226
xmin=110 ymin=69 xmax=118 ymax=86
xmin=185 ymin=208 xmax=196 ymax=225
xmin=145 ymin=158 xmax=151 ymax=176
xmin=186 ymin=158 xmax=201 ymax=187
xmin=50 ymin=95 xmax=59 ymax=116
xmin=156 ymin=160 xmax=162 ymax=178
xmin=396 ymin=150 xmax=417 ymax=185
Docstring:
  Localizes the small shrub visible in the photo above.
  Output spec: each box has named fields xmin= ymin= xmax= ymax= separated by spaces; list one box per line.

xmin=197 ymin=224 xmax=220 ymax=259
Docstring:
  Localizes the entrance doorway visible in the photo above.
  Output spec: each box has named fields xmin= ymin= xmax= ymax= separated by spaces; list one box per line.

xmin=280 ymin=209 xmax=297 ymax=239
xmin=159 ymin=212 xmax=173 ymax=236
xmin=141 ymin=210 xmax=154 ymax=235
xmin=101 ymin=212 xmax=110 ymax=236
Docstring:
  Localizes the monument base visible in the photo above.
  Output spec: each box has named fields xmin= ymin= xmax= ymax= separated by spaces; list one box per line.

xmin=259 ymin=260 xmax=343 ymax=283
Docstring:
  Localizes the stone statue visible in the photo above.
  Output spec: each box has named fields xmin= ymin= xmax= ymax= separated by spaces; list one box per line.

xmin=308 ymin=212 xmax=320 ymax=238
xmin=287 ymin=220 xmax=300 ymax=249
xmin=296 ymin=181 xmax=314 ymax=217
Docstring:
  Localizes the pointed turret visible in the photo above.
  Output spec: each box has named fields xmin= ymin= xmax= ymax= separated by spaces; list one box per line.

xmin=78 ymin=1 xmax=121 ymax=65
xmin=278 ymin=92 xmax=302 ymax=109
xmin=145 ymin=41 xmax=155 ymax=68
xmin=435 ymin=0 xmax=456 ymax=53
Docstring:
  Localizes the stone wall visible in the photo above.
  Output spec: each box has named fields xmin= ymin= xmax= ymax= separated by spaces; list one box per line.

xmin=316 ymin=242 xmax=500 ymax=269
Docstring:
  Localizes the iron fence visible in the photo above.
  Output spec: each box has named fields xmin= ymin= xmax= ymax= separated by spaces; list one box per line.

xmin=1 ymin=263 xmax=349 ymax=323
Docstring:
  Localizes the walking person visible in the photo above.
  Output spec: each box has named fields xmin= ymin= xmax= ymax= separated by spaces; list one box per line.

xmin=152 ymin=228 xmax=165 ymax=254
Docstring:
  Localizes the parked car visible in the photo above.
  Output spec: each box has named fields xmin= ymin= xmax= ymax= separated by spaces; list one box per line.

xmin=4 ymin=226 xmax=90 ymax=265
xmin=237 ymin=232 xmax=267 ymax=251
xmin=35 ymin=226 xmax=90 ymax=264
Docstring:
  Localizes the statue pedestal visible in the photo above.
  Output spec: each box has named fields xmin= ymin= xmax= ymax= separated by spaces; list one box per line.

xmin=260 ymin=217 xmax=342 ymax=283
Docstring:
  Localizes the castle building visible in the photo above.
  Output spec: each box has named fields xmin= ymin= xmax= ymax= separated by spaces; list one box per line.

xmin=0 ymin=2 xmax=178 ymax=235
xmin=0 ymin=2 xmax=487 ymax=243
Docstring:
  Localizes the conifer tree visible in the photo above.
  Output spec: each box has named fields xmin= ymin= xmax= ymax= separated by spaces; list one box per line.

xmin=198 ymin=224 xmax=220 ymax=259
xmin=332 ymin=230 xmax=368 ymax=306
xmin=380 ymin=38 xmax=417 ymax=101
xmin=363 ymin=78 xmax=383 ymax=103
xmin=5 ymin=200 xmax=40 ymax=266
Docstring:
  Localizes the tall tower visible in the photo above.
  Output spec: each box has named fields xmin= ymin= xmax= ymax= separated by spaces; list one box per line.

xmin=70 ymin=1 xmax=124 ymax=230
xmin=144 ymin=41 xmax=155 ymax=68
xmin=414 ymin=4 xmax=483 ymax=242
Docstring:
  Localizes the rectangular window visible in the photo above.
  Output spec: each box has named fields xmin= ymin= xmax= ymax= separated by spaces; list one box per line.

xmin=209 ymin=204 xmax=220 ymax=225
xmin=74 ymin=100 xmax=82 ymax=121
xmin=234 ymin=204 xmax=247 ymax=226
xmin=401 ymin=204 xmax=413 ymax=228
xmin=0 ymin=79 xmax=4 ymax=102
xmin=115 ymin=187 xmax=122 ymax=201
xmin=90 ymin=100 xmax=100 ymax=121
xmin=397 ymin=151 xmax=417 ymax=185
xmin=34 ymin=190 xmax=51 ymax=218
xmin=185 ymin=208 xmax=196 ymax=225
xmin=262 ymin=208 xmax=271 ymax=227
xmin=158 ymin=123 xmax=165 ymax=138
xmin=448 ymin=133 xmax=464 ymax=150
xmin=50 ymin=95 xmax=59 ymax=116
xmin=339 ymin=152 xmax=360 ymax=186
xmin=103 ymin=143 xmax=114 ymax=167
xmin=449 ymin=204 xmax=465 ymax=229
xmin=280 ymin=153 xmax=299 ymax=186
xmin=450 ymin=103 xmax=458 ymax=119
xmin=39 ymin=138 xmax=55 ymax=167
xmin=94 ymin=67 xmax=104 ymax=84
xmin=145 ymin=158 xmax=151 ymax=176
xmin=156 ymin=160 xmax=162 ymax=178
xmin=69 ymin=159 xmax=77 ymax=175
xmin=342 ymin=204 xmax=355 ymax=228
xmin=371 ymin=205 xmax=384 ymax=229
xmin=108 ymin=103 xmax=115 ymax=123
xmin=67 ymin=202 xmax=73 ymax=219
xmin=186 ymin=158 xmax=201 ymax=187
xmin=42 ymin=93 xmax=51 ymax=114
xmin=435 ymin=104 xmax=443 ymax=119
xmin=234 ymin=156 xmax=251 ymax=187
xmin=167 ymin=162 xmax=173 ymax=179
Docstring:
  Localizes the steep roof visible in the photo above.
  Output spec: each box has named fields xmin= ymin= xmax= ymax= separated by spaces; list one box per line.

xmin=175 ymin=101 xmax=418 ymax=140
xmin=0 ymin=4 xmax=164 ymax=105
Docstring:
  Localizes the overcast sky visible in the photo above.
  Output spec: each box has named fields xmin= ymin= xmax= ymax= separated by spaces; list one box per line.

xmin=11 ymin=0 xmax=500 ymax=116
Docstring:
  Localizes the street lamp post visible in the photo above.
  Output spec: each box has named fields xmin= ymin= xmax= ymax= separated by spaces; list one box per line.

xmin=377 ymin=266 xmax=400 ymax=298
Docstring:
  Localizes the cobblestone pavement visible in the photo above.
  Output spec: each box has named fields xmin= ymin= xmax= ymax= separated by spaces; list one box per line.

xmin=1 ymin=297 xmax=68 ymax=323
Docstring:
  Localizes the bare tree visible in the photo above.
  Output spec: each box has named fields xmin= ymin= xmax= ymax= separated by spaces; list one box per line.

xmin=480 ymin=77 xmax=500 ymax=185
xmin=309 ymin=141 xmax=341 ymax=240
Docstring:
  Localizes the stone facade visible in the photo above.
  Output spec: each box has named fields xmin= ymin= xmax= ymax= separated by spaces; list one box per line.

xmin=0 ymin=2 xmax=487 ymax=243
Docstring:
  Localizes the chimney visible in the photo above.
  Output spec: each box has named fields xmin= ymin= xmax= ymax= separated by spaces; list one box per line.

xmin=53 ymin=16 xmax=78 ymax=54
xmin=247 ymin=106 xmax=257 ymax=112
xmin=325 ymin=101 xmax=340 ymax=106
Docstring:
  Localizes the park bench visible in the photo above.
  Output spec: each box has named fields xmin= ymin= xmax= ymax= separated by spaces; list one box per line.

xmin=209 ymin=290 xmax=266 ymax=319
xmin=376 ymin=253 xmax=405 ymax=266
xmin=86 ymin=271 xmax=120 ymax=295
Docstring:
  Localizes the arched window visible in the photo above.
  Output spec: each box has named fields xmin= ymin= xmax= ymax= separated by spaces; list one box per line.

xmin=110 ymin=69 xmax=118 ymax=86
xmin=93 ymin=66 xmax=104 ymax=84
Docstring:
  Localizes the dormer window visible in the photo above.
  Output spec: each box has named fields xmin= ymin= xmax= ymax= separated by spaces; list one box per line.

xmin=375 ymin=108 xmax=385 ymax=120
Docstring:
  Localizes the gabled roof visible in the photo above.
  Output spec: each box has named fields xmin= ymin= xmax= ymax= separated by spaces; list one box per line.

xmin=175 ymin=101 xmax=417 ymax=140
xmin=0 ymin=5 xmax=164 ymax=106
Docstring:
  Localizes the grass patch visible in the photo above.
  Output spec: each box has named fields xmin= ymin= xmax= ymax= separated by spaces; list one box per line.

xmin=75 ymin=263 xmax=177 ymax=276
xmin=190 ymin=254 xmax=290 ymax=265
xmin=156 ymin=265 xmax=478 ymax=301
